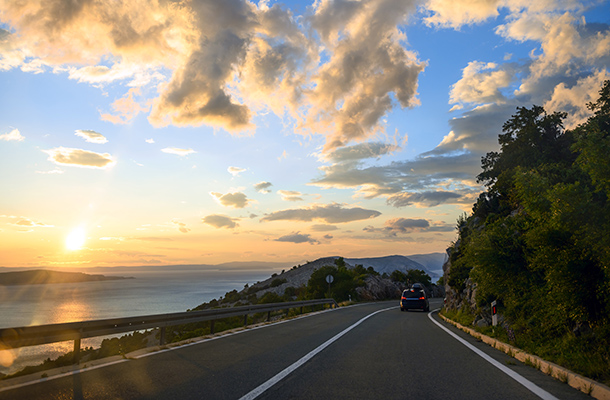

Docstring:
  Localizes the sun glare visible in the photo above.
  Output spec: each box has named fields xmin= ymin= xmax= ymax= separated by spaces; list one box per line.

xmin=66 ymin=227 xmax=86 ymax=251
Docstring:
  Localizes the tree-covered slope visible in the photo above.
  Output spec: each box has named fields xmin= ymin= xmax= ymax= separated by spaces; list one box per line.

xmin=444 ymin=81 xmax=610 ymax=384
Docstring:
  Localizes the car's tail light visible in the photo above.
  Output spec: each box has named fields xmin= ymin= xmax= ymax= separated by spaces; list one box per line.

xmin=419 ymin=296 xmax=425 ymax=300
xmin=401 ymin=296 xmax=406 ymax=300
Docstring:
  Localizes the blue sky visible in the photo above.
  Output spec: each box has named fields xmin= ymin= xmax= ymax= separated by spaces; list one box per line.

xmin=1 ymin=0 xmax=609 ymax=269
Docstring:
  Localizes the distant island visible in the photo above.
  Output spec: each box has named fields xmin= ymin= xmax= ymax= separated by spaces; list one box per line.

xmin=0 ymin=270 xmax=134 ymax=286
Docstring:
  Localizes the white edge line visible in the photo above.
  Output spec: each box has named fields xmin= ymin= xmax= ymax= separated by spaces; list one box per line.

xmin=428 ymin=309 xmax=559 ymax=400
xmin=239 ymin=306 xmax=396 ymax=400
xmin=134 ymin=305 xmax=342 ymax=359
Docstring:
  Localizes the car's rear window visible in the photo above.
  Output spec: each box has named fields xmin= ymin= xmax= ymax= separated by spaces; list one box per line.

xmin=404 ymin=290 xmax=424 ymax=298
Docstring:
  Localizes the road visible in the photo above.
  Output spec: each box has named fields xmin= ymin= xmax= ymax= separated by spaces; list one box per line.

xmin=0 ymin=300 xmax=592 ymax=399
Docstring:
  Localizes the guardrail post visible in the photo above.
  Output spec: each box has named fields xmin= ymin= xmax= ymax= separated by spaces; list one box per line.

xmin=210 ymin=320 xmax=215 ymax=334
xmin=244 ymin=314 xmax=248 ymax=327
xmin=159 ymin=327 xmax=166 ymax=346
xmin=73 ymin=331 xmax=82 ymax=364
xmin=267 ymin=311 xmax=271 ymax=321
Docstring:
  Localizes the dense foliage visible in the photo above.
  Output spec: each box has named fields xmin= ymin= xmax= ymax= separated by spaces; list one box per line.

xmin=304 ymin=257 xmax=375 ymax=301
xmin=446 ymin=81 xmax=610 ymax=383
xmin=389 ymin=269 xmax=432 ymax=290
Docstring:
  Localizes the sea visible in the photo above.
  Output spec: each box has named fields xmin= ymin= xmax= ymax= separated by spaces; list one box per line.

xmin=0 ymin=267 xmax=274 ymax=376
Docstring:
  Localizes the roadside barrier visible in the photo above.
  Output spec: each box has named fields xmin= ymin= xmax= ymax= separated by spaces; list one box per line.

xmin=0 ymin=299 xmax=338 ymax=364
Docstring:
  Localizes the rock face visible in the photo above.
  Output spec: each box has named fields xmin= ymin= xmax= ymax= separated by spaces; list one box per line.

xmin=442 ymin=252 xmax=492 ymax=326
xmin=250 ymin=257 xmax=445 ymax=301
xmin=249 ymin=257 xmax=341 ymax=298
xmin=196 ymin=255 xmax=446 ymax=310
xmin=356 ymin=275 xmax=406 ymax=301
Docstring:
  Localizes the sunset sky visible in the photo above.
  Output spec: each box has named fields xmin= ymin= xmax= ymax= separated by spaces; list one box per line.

xmin=1 ymin=0 xmax=609 ymax=269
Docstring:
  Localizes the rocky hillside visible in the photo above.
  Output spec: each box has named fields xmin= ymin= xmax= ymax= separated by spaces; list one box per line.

xmin=195 ymin=255 xmax=445 ymax=310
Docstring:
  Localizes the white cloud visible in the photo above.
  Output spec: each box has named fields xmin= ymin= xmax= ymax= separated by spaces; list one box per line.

xmin=305 ymin=0 xmax=425 ymax=151
xmin=101 ymin=88 xmax=149 ymax=124
xmin=449 ymin=61 xmax=514 ymax=110
xmin=6 ymin=216 xmax=54 ymax=229
xmin=161 ymin=147 xmax=196 ymax=156
xmin=363 ymin=217 xmax=453 ymax=237
xmin=324 ymin=142 xmax=400 ymax=162
xmin=228 ymin=166 xmax=246 ymax=176
xmin=260 ymin=203 xmax=381 ymax=223
xmin=310 ymin=224 xmax=338 ymax=232
xmin=210 ymin=191 xmax=251 ymax=209
xmin=43 ymin=147 xmax=116 ymax=169
xmin=254 ymin=181 xmax=273 ymax=193
xmin=172 ymin=220 xmax=190 ymax=233
xmin=544 ymin=69 xmax=610 ymax=128
xmin=75 ymin=129 xmax=108 ymax=144
xmin=0 ymin=128 xmax=24 ymax=141
xmin=202 ymin=214 xmax=239 ymax=229
xmin=278 ymin=190 xmax=304 ymax=202
xmin=274 ymin=232 xmax=320 ymax=245
xmin=387 ymin=191 xmax=463 ymax=207
xmin=423 ymin=0 xmax=500 ymax=28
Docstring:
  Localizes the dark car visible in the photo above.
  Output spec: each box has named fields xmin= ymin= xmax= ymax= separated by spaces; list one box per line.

xmin=400 ymin=284 xmax=430 ymax=312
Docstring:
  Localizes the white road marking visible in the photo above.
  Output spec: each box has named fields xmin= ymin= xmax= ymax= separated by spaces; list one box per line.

xmin=0 ymin=306 xmax=340 ymax=392
xmin=428 ymin=309 xmax=559 ymax=400
xmin=239 ymin=306 xmax=396 ymax=400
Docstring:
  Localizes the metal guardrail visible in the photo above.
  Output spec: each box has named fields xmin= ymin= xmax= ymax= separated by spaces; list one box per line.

xmin=0 ymin=299 xmax=338 ymax=363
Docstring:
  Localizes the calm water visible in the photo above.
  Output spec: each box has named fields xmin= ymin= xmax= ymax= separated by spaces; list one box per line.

xmin=0 ymin=268 xmax=271 ymax=375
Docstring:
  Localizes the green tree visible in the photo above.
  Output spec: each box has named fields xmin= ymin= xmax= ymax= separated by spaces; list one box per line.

xmin=445 ymin=81 xmax=610 ymax=384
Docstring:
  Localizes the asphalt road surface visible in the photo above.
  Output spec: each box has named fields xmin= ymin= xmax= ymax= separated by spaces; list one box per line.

xmin=0 ymin=300 xmax=593 ymax=399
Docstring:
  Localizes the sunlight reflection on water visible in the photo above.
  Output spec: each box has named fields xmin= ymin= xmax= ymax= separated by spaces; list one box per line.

xmin=0 ymin=269 xmax=270 ymax=375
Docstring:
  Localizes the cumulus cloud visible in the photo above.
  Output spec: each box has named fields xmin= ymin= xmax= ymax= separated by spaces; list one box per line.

xmin=310 ymin=224 xmax=338 ymax=232
xmin=43 ymin=147 xmax=116 ymax=169
xmin=305 ymin=0 xmax=425 ymax=151
xmin=162 ymin=147 xmax=196 ymax=156
xmin=543 ymin=69 xmax=610 ymax=128
xmin=75 ymin=129 xmax=108 ymax=144
xmin=278 ymin=190 xmax=303 ymax=202
xmin=260 ymin=203 xmax=381 ymax=223
xmin=274 ymin=232 xmax=319 ymax=245
xmin=0 ymin=28 xmax=25 ymax=71
xmin=172 ymin=220 xmax=190 ymax=233
xmin=228 ymin=166 xmax=246 ymax=176
xmin=0 ymin=0 xmax=428 ymax=152
xmin=385 ymin=217 xmax=430 ymax=232
xmin=312 ymin=151 xmax=483 ymax=199
xmin=254 ymin=181 xmax=273 ymax=193
xmin=101 ymin=87 xmax=149 ymax=124
xmin=0 ymin=128 xmax=24 ymax=141
xmin=424 ymin=0 xmax=500 ymax=28
xmin=387 ymin=191 xmax=462 ymax=208
xmin=3 ymin=0 xmax=608 ymax=212
xmin=364 ymin=217 xmax=453 ymax=237
xmin=449 ymin=61 xmax=514 ymax=111
xmin=210 ymin=191 xmax=251 ymax=208
xmin=202 ymin=214 xmax=239 ymax=229
xmin=324 ymin=142 xmax=400 ymax=162
xmin=4 ymin=216 xmax=53 ymax=229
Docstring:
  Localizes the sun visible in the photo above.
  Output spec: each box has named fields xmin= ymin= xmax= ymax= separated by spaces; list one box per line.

xmin=66 ymin=227 xmax=86 ymax=251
